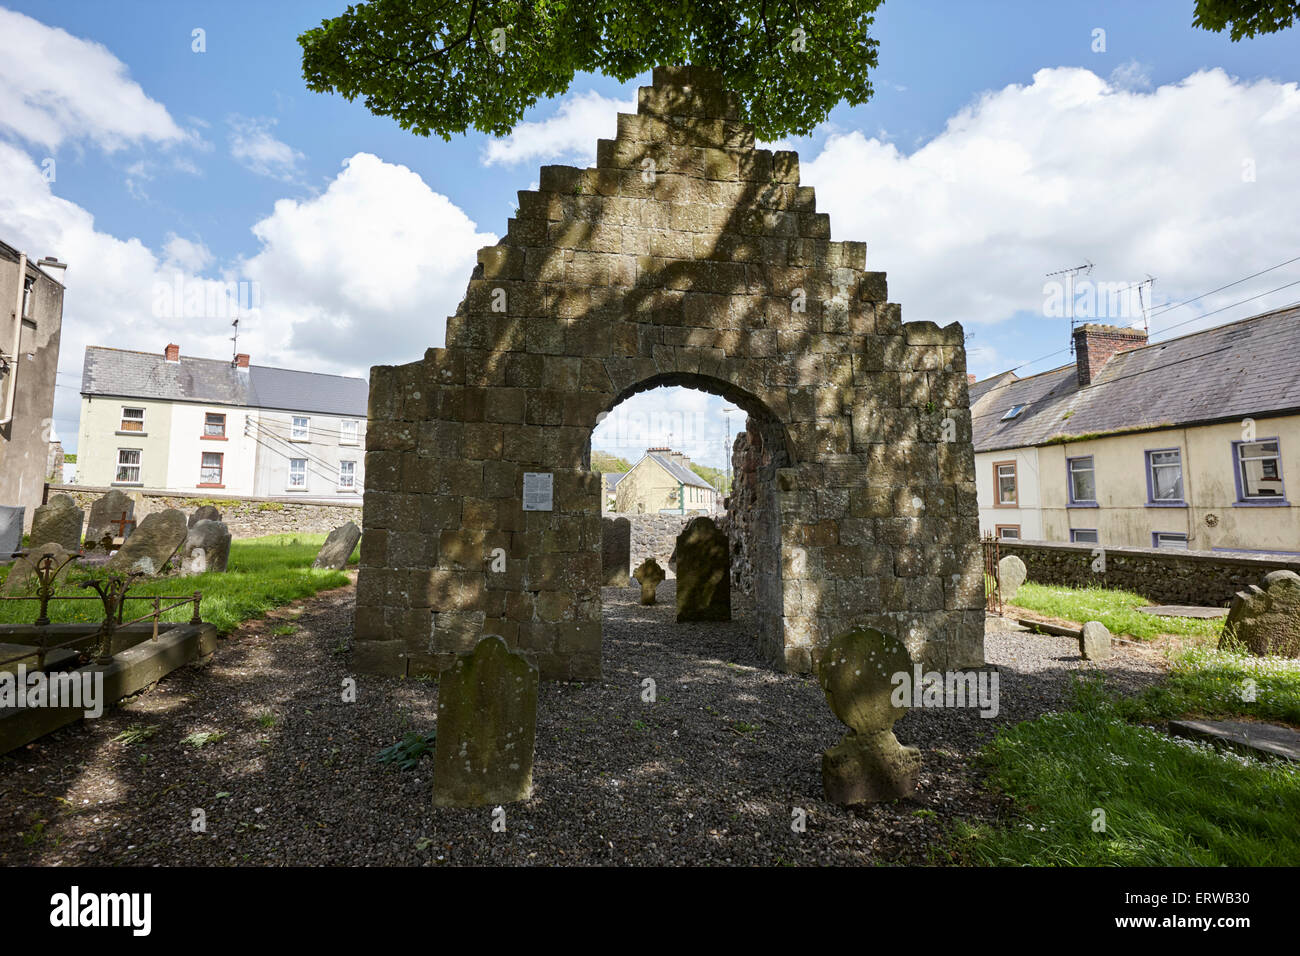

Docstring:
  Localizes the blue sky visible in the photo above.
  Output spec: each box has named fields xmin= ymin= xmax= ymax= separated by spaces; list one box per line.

xmin=3 ymin=1 xmax=1299 ymax=467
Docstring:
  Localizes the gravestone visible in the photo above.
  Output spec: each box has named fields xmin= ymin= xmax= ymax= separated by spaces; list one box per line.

xmin=105 ymin=509 xmax=188 ymax=575
xmin=432 ymin=635 xmax=538 ymax=807
xmin=1079 ymin=620 xmax=1112 ymax=660
xmin=0 ymin=506 xmax=23 ymax=562
xmin=601 ymin=517 xmax=630 ymax=587
xmin=1 ymin=542 xmax=76 ymax=596
xmin=313 ymin=521 xmax=361 ymax=570
xmin=818 ymin=626 xmax=922 ymax=805
xmin=632 ymin=558 xmax=665 ymax=605
xmin=1220 ymin=570 xmax=1300 ymax=658
xmin=85 ymin=489 xmax=136 ymax=544
xmin=674 ymin=516 xmax=730 ymax=622
xmin=188 ymin=505 xmax=222 ymax=528
xmin=998 ymin=554 xmax=1027 ymax=602
xmin=181 ymin=520 xmax=232 ymax=574
xmin=29 ymin=495 xmax=83 ymax=552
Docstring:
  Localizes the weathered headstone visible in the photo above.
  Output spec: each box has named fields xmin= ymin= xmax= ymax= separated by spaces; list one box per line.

xmin=674 ymin=516 xmax=730 ymax=622
xmin=1079 ymin=620 xmax=1112 ymax=660
xmin=632 ymin=558 xmax=664 ymax=605
xmin=998 ymin=554 xmax=1027 ymax=602
xmin=818 ymin=626 xmax=922 ymax=806
xmin=85 ymin=489 xmax=136 ymax=544
xmin=0 ymin=506 xmax=24 ymax=562
xmin=312 ymin=521 xmax=361 ymax=570
xmin=105 ymin=509 xmax=188 ymax=575
xmin=432 ymin=635 xmax=538 ymax=807
xmin=181 ymin=520 xmax=232 ymax=574
xmin=1220 ymin=570 xmax=1300 ymax=658
xmin=29 ymin=495 xmax=83 ymax=552
xmin=1 ymin=542 xmax=76 ymax=596
xmin=188 ymin=505 xmax=222 ymax=528
xmin=601 ymin=516 xmax=630 ymax=587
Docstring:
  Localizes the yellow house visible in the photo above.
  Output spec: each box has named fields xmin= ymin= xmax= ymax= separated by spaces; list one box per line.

xmin=971 ymin=307 xmax=1300 ymax=554
xmin=613 ymin=447 xmax=719 ymax=515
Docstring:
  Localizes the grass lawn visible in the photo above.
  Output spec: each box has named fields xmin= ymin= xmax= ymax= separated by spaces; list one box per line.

xmin=1007 ymin=581 xmax=1224 ymax=641
xmin=0 ymin=533 xmax=354 ymax=634
xmin=955 ymin=678 xmax=1300 ymax=865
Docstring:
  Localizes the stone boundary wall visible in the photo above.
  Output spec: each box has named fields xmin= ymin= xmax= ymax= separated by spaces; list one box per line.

xmin=50 ymin=485 xmax=361 ymax=539
xmin=613 ymin=512 xmax=694 ymax=578
xmin=998 ymin=539 xmax=1300 ymax=606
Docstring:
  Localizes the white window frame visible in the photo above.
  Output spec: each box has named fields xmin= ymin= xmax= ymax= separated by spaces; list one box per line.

xmin=1154 ymin=532 xmax=1189 ymax=549
xmin=1068 ymin=456 xmax=1097 ymax=505
xmin=340 ymin=419 xmax=359 ymax=445
xmin=338 ymin=459 xmax=356 ymax=490
xmin=1236 ymin=439 xmax=1284 ymax=500
xmin=204 ymin=412 xmax=226 ymax=438
xmin=119 ymin=406 xmax=145 ymax=433
xmin=1070 ymin=528 xmax=1099 ymax=544
xmin=1147 ymin=448 xmax=1184 ymax=502
xmin=291 ymin=416 xmax=310 ymax=441
xmin=288 ymin=458 xmax=308 ymax=490
xmin=115 ymin=448 xmax=142 ymax=484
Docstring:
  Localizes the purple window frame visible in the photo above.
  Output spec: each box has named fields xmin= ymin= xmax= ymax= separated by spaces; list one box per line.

xmin=1144 ymin=446 xmax=1186 ymax=507
xmin=1231 ymin=437 xmax=1289 ymax=507
xmin=1070 ymin=528 xmax=1099 ymax=544
xmin=1066 ymin=455 xmax=1098 ymax=507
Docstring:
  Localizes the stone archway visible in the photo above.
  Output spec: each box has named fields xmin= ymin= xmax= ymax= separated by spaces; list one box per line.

xmin=355 ymin=64 xmax=985 ymax=682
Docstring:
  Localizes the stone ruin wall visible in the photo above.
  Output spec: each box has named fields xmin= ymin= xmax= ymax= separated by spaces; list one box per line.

xmin=354 ymin=65 xmax=987 ymax=681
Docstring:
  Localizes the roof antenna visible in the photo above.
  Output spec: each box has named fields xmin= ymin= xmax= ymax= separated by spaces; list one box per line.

xmin=1046 ymin=260 xmax=1093 ymax=354
xmin=1137 ymin=275 xmax=1155 ymax=336
xmin=230 ymin=317 xmax=239 ymax=366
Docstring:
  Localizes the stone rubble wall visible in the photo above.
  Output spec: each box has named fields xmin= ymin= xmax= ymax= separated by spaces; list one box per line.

xmin=997 ymin=540 xmax=1300 ymax=606
xmin=612 ymin=512 xmax=694 ymax=578
xmin=50 ymin=485 xmax=361 ymax=539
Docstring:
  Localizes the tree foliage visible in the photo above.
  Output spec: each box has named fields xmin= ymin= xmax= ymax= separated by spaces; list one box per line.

xmin=1193 ymin=0 xmax=1300 ymax=39
xmin=299 ymin=0 xmax=883 ymax=141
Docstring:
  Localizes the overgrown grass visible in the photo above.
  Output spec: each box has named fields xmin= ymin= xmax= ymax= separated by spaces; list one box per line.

xmin=1008 ymin=582 xmax=1224 ymax=641
xmin=1117 ymin=644 xmax=1300 ymax=727
xmin=956 ymin=677 xmax=1300 ymax=865
xmin=0 ymin=533 xmax=355 ymax=634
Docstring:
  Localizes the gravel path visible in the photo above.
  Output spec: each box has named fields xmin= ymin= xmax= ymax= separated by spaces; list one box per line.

xmin=0 ymin=583 xmax=1168 ymax=866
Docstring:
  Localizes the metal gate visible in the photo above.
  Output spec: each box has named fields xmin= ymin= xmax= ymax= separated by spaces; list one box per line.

xmin=982 ymin=531 xmax=1001 ymax=614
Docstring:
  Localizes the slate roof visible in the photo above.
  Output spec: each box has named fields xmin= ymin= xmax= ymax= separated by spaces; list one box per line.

xmin=81 ymin=347 xmax=367 ymax=417
xmin=645 ymin=452 xmax=714 ymax=489
xmin=971 ymin=305 xmax=1300 ymax=453
xmin=604 ymin=472 xmax=627 ymax=489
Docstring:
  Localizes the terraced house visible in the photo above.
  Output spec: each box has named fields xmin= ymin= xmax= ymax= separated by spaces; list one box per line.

xmin=970 ymin=307 xmax=1300 ymax=554
xmin=77 ymin=343 xmax=367 ymax=501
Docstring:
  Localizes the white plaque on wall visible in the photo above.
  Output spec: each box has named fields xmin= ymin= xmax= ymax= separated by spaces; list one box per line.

xmin=523 ymin=472 xmax=554 ymax=511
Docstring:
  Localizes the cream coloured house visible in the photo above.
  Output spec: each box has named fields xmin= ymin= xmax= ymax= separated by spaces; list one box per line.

xmin=613 ymin=447 xmax=720 ymax=514
xmin=971 ymin=308 xmax=1300 ymax=554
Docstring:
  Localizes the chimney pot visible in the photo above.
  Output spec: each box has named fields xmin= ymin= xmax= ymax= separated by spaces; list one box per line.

xmin=1073 ymin=323 xmax=1147 ymax=387
xmin=164 ymin=343 xmax=180 ymax=362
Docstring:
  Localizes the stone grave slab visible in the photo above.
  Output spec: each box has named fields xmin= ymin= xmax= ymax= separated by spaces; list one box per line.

xmin=674 ymin=516 xmax=730 ymax=622
xmin=106 ymin=509 xmax=188 ymax=575
xmin=313 ymin=521 xmax=361 ymax=570
xmin=29 ymin=495 xmax=83 ymax=552
xmin=601 ymin=517 xmax=630 ymax=588
xmin=1169 ymin=718 xmax=1300 ymax=762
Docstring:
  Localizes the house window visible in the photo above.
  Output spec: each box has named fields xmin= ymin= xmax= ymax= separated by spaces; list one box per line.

xmin=340 ymin=419 xmax=359 ymax=445
xmin=994 ymin=461 xmax=1018 ymax=507
xmin=199 ymin=452 xmax=223 ymax=486
xmin=339 ymin=460 xmax=356 ymax=490
xmin=1146 ymin=449 xmax=1183 ymax=502
xmin=1070 ymin=528 xmax=1099 ymax=544
xmin=120 ymin=407 xmax=145 ymax=432
xmin=291 ymin=416 xmax=310 ymax=441
xmin=1235 ymin=439 xmax=1285 ymax=500
xmin=115 ymin=449 xmax=141 ymax=484
xmin=21 ymin=277 xmax=34 ymax=318
xmin=288 ymin=458 xmax=307 ymax=489
xmin=1154 ymin=532 xmax=1189 ymax=549
xmin=204 ymin=412 xmax=226 ymax=438
xmin=995 ymin=524 xmax=1020 ymax=540
xmin=1067 ymin=456 xmax=1096 ymax=504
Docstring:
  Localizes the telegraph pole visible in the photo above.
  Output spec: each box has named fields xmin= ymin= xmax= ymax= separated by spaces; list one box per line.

xmin=722 ymin=406 xmax=737 ymax=496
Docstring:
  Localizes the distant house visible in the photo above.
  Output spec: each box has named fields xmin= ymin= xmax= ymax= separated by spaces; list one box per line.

xmin=0 ymin=239 xmax=66 ymax=531
xmin=601 ymin=471 xmax=626 ymax=512
xmin=614 ymin=447 xmax=719 ymax=514
xmin=77 ymin=343 xmax=367 ymax=500
xmin=970 ymin=307 xmax=1300 ymax=553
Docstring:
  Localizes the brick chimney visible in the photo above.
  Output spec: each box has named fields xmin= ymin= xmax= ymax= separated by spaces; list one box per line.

xmin=234 ymin=353 xmax=250 ymax=368
xmin=164 ymin=343 xmax=180 ymax=362
xmin=967 ymin=373 xmax=977 ymax=385
xmin=1073 ymin=324 xmax=1147 ymax=387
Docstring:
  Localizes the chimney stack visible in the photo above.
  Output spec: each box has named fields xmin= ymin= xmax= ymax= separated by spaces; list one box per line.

xmin=967 ymin=373 xmax=977 ymax=385
xmin=234 ymin=353 xmax=250 ymax=368
xmin=1073 ymin=324 xmax=1147 ymax=387
xmin=164 ymin=343 xmax=180 ymax=362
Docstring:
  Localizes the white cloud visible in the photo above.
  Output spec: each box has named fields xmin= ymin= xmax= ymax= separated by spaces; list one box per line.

xmin=228 ymin=116 xmax=304 ymax=181
xmin=802 ymin=67 xmax=1300 ymax=372
xmin=482 ymin=91 xmax=634 ymax=167
xmin=0 ymin=7 xmax=185 ymax=152
xmin=0 ymin=145 xmax=492 ymax=452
